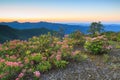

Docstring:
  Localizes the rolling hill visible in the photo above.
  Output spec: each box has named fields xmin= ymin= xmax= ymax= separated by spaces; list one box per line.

xmin=0 ymin=24 xmax=55 ymax=43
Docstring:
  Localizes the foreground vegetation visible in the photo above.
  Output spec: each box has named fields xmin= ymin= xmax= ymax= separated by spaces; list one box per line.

xmin=0 ymin=22 xmax=120 ymax=80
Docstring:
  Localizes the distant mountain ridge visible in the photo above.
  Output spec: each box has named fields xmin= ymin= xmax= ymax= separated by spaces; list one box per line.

xmin=0 ymin=21 xmax=120 ymax=34
xmin=104 ymin=24 xmax=120 ymax=32
xmin=0 ymin=21 xmax=89 ymax=34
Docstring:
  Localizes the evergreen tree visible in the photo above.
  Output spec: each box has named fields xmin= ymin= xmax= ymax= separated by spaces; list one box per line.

xmin=88 ymin=21 xmax=104 ymax=36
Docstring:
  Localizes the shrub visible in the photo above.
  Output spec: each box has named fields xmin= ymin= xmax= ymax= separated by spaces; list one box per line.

xmin=54 ymin=60 xmax=69 ymax=68
xmin=29 ymin=53 xmax=42 ymax=62
xmin=102 ymin=31 xmax=117 ymax=41
xmin=0 ymin=33 xmax=84 ymax=79
xmin=84 ymin=35 xmax=112 ymax=55
xmin=36 ymin=61 xmax=51 ymax=72
xmin=116 ymin=32 xmax=120 ymax=42
xmin=69 ymin=30 xmax=85 ymax=47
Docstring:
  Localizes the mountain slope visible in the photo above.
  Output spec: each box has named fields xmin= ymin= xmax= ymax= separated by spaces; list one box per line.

xmin=0 ymin=24 xmax=55 ymax=43
xmin=19 ymin=27 xmax=56 ymax=40
xmin=0 ymin=24 xmax=20 ymax=42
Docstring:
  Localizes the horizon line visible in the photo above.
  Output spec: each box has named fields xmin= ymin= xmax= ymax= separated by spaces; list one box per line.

xmin=0 ymin=20 xmax=120 ymax=24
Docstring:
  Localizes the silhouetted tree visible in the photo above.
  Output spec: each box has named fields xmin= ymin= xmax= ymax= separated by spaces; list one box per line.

xmin=54 ymin=27 xmax=65 ymax=39
xmin=88 ymin=21 xmax=104 ymax=36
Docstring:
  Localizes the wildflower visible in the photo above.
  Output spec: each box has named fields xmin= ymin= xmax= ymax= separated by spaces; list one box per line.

xmin=106 ymin=45 xmax=112 ymax=50
xmin=10 ymin=55 xmax=17 ymax=59
xmin=57 ymin=41 xmax=63 ymax=45
xmin=31 ymin=61 xmax=34 ymax=65
xmin=19 ymin=64 xmax=24 ymax=67
xmin=28 ymin=68 xmax=32 ymax=72
xmin=5 ymin=47 xmax=8 ymax=50
xmin=0 ymin=58 xmax=5 ymax=63
xmin=0 ymin=47 xmax=2 ymax=51
xmin=18 ymin=72 xmax=24 ymax=78
xmin=63 ymin=40 xmax=68 ymax=43
xmin=24 ymin=58 xmax=29 ymax=64
xmin=62 ymin=45 xmax=69 ymax=49
xmin=91 ymin=37 xmax=97 ymax=40
xmin=10 ymin=45 xmax=16 ymax=49
xmin=50 ymin=54 xmax=55 ymax=59
xmin=56 ymin=54 xmax=61 ymax=61
xmin=70 ymin=46 xmax=73 ymax=48
xmin=50 ymin=43 xmax=54 ymax=47
xmin=22 ymin=69 xmax=26 ymax=73
xmin=15 ymin=78 xmax=20 ymax=80
xmin=45 ymin=49 xmax=48 ymax=52
xmin=42 ymin=57 xmax=47 ymax=61
xmin=72 ymin=50 xmax=80 ymax=56
xmin=0 ymin=74 xmax=3 ymax=78
xmin=5 ymin=54 xmax=9 ymax=58
xmin=5 ymin=61 xmax=22 ymax=67
xmin=57 ymin=50 xmax=61 ymax=55
xmin=0 ymin=72 xmax=8 ymax=79
xmin=34 ymin=71 xmax=41 ymax=78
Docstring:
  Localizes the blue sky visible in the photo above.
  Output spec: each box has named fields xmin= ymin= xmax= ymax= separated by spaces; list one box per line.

xmin=0 ymin=0 xmax=120 ymax=23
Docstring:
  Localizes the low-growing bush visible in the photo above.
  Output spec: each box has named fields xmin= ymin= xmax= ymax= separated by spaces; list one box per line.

xmin=0 ymin=33 xmax=85 ymax=79
xmin=84 ymin=35 xmax=112 ymax=55
xmin=36 ymin=61 xmax=51 ymax=72
xmin=69 ymin=30 xmax=85 ymax=47
xmin=54 ymin=60 xmax=69 ymax=68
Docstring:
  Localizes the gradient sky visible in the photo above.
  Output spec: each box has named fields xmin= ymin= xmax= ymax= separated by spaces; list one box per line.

xmin=0 ymin=0 xmax=120 ymax=23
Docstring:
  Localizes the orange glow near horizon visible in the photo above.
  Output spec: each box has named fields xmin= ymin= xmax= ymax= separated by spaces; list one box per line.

xmin=0 ymin=17 xmax=120 ymax=23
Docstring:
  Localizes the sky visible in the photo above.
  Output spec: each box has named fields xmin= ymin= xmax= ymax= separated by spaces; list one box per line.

xmin=0 ymin=0 xmax=120 ymax=23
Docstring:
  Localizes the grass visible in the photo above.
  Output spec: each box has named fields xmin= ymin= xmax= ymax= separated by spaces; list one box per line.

xmin=103 ymin=54 xmax=110 ymax=63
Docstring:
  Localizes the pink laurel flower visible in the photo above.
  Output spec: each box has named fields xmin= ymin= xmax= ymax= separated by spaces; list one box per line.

xmin=57 ymin=51 xmax=62 ymax=55
xmin=56 ymin=54 xmax=61 ymax=61
xmin=0 ymin=72 xmax=8 ymax=79
xmin=50 ymin=53 xmax=55 ymax=59
xmin=72 ymin=50 xmax=80 ymax=56
xmin=18 ymin=72 xmax=24 ymax=78
xmin=57 ymin=41 xmax=63 ymax=45
xmin=15 ymin=78 xmax=20 ymax=80
xmin=5 ymin=54 xmax=9 ymax=58
xmin=0 ymin=74 xmax=3 ymax=78
xmin=10 ymin=55 xmax=17 ymax=59
xmin=0 ymin=58 xmax=5 ymax=63
xmin=5 ymin=61 xmax=23 ymax=67
xmin=30 ymin=61 xmax=34 ymax=65
xmin=34 ymin=71 xmax=41 ymax=78
xmin=106 ymin=45 xmax=112 ymax=50
xmin=22 ymin=69 xmax=26 ymax=73
xmin=42 ymin=57 xmax=47 ymax=61
xmin=62 ymin=45 xmax=69 ymax=49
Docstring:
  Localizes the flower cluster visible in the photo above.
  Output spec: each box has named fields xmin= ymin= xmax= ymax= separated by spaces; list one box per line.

xmin=34 ymin=71 xmax=41 ymax=78
xmin=84 ymin=35 xmax=112 ymax=54
xmin=0 ymin=33 xmax=83 ymax=80
xmin=5 ymin=61 xmax=23 ymax=67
